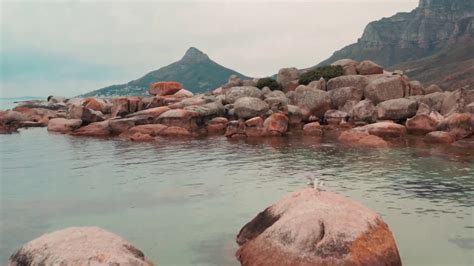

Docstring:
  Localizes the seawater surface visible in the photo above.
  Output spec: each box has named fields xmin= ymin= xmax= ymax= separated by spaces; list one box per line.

xmin=0 ymin=128 xmax=473 ymax=265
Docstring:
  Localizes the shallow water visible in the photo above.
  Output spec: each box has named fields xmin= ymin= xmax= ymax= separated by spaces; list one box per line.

xmin=0 ymin=128 xmax=473 ymax=265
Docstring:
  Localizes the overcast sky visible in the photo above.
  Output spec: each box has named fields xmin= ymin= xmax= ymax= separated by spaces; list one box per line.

xmin=1 ymin=0 xmax=418 ymax=97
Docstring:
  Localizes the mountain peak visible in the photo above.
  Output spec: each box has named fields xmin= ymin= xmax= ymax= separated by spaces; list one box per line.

xmin=181 ymin=47 xmax=210 ymax=62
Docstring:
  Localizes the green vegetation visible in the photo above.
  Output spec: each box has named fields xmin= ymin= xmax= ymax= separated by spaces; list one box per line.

xmin=298 ymin=65 xmax=344 ymax=85
xmin=256 ymin=77 xmax=281 ymax=91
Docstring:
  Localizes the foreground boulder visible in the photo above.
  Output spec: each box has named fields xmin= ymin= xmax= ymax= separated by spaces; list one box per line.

xmin=328 ymin=86 xmax=363 ymax=109
xmin=8 ymin=227 xmax=153 ymax=266
xmin=376 ymin=98 xmax=418 ymax=120
xmin=294 ymin=85 xmax=331 ymax=118
xmin=148 ymin=81 xmax=183 ymax=96
xmin=351 ymin=100 xmax=376 ymax=123
xmin=437 ymin=113 xmax=473 ymax=140
xmin=303 ymin=122 xmax=323 ymax=136
xmin=406 ymin=114 xmax=438 ymax=135
xmin=356 ymin=121 xmax=407 ymax=138
xmin=47 ymin=118 xmax=82 ymax=133
xmin=263 ymin=113 xmax=289 ymax=136
xmin=236 ymin=189 xmax=401 ymax=266
xmin=234 ymin=97 xmax=269 ymax=119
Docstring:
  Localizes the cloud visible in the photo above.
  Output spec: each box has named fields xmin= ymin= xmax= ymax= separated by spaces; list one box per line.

xmin=0 ymin=0 xmax=418 ymax=97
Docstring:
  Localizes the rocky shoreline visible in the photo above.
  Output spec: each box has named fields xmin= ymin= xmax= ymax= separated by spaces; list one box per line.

xmin=1 ymin=59 xmax=473 ymax=149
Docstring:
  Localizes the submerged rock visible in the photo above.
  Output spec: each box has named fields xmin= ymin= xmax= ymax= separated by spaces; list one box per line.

xmin=236 ymin=189 xmax=401 ymax=266
xmin=7 ymin=227 xmax=153 ymax=266
xmin=424 ymin=131 xmax=455 ymax=143
xmin=303 ymin=122 xmax=323 ymax=136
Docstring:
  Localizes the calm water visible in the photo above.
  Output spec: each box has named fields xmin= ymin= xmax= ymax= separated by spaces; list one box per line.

xmin=0 ymin=128 xmax=473 ymax=265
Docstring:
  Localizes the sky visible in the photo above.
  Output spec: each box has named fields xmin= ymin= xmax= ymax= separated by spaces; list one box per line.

xmin=0 ymin=0 xmax=418 ymax=97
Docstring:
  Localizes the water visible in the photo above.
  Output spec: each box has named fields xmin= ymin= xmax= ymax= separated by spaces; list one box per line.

xmin=0 ymin=128 xmax=473 ymax=265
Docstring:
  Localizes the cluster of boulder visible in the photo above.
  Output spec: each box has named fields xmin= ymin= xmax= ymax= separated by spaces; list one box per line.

xmin=1 ymin=59 xmax=473 ymax=148
xmin=8 ymin=189 xmax=401 ymax=266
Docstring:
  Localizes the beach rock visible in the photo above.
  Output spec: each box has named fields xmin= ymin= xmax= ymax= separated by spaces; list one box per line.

xmin=287 ymin=105 xmax=303 ymax=125
xmin=294 ymin=85 xmax=331 ymax=118
xmin=416 ymin=103 xmax=431 ymax=115
xmin=440 ymin=87 xmax=474 ymax=116
xmin=174 ymin=89 xmax=194 ymax=98
xmin=47 ymin=118 xmax=82 ymax=133
xmin=405 ymin=114 xmax=438 ymax=135
xmin=128 ymin=124 xmax=167 ymax=137
xmin=326 ymin=75 xmax=369 ymax=92
xmin=277 ymin=67 xmax=300 ymax=90
xmin=207 ymin=117 xmax=228 ymax=135
xmin=356 ymin=121 xmax=407 ymax=138
xmin=303 ymin=122 xmax=323 ymax=136
xmin=109 ymin=117 xmax=148 ymax=135
xmin=225 ymin=86 xmax=263 ymax=104
xmin=245 ymin=117 xmax=265 ymax=137
xmin=351 ymin=100 xmax=376 ymax=123
xmin=225 ymin=120 xmax=246 ymax=138
xmin=307 ymin=78 xmax=327 ymax=91
xmin=127 ymin=96 xmax=143 ymax=113
xmin=358 ymin=135 xmax=389 ymax=148
xmin=264 ymin=113 xmax=289 ymax=136
xmin=47 ymin=95 xmax=67 ymax=104
xmin=148 ymin=81 xmax=183 ymax=96
xmin=364 ymin=76 xmax=407 ymax=104
xmin=467 ymin=103 xmax=474 ymax=114
xmin=169 ymin=97 xmax=207 ymax=109
xmin=7 ymin=227 xmax=153 ymax=266
xmin=419 ymin=92 xmax=447 ymax=112
xmin=15 ymin=100 xmax=66 ymax=111
xmin=83 ymin=98 xmax=108 ymax=113
xmin=437 ymin=113 xmax=473 ymax=140
xmin=356 ymin=60 xmax=384 ymax=75
xmin=409 ymin=81 xmax=424 ymax=96
xmin=127 ymin=132 xmax=155 ymax=142
xmin=0 ymin=110 xmax=31 ymax=124
xmin=111 ymin=97 xmax=130 ymax=117
xmin=68 ymin=106 xmax=105 ymax=124
xmin=338 ymin=130 xmax=370 ymax=144
xmin=234 ymin=97 xmax=269 ymax=119
xmin=236 ymin=189 xmax=401 ymax=266
xmin=423 ymin=84 xmax=443 ymax=95
xmin=376 ymin=98 xmax=418 ymax=120
xmin=332 ymin=59 xmax=358 ymax=75
xmin=0 ymin=123 xmax=18 ymax=134
xmin=155 ymin=109 xmax=199 ymax=131
xmin=126 ymin=106 xmax=171 ymax=119
xmin=159 ymin=126 xmax=192 ymax=137
xmin=71 ymin=120 xmax=111 ymax=137
xmin=226 ymin=75 xmax=243 ymax=88
xmin=184 ymin=101 xmax=225 ymax=118
xmin=324 ymin=110 xmax=349 ymax=125
xmin=328 ymin=86 xmax=364 ymax=109
xmin=265 ymin=94 xmax=288 ymax=113
xmin=424 ymin=131 xmax=455 ymax=143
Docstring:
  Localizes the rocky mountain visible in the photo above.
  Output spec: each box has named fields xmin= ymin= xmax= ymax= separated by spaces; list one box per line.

xmin=82 ymin=47 xmax=249 ymax=97
xmin=319 ymin=0 xmax=474 ymax=90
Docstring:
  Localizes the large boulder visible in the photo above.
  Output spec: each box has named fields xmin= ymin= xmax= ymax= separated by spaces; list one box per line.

xmin=326 ymin=75 xmax=369 ymax=92
xmin=324 ymin=110 xmax=349 ymax=125
xmin=225 ymin=120 xmax=246 ymax=138
xmin=236 ymin=189 xmax=401 ymax=266
xmin=307 ymin=78 xmax=326 ymax=91
xmin=83 ymin=98 xmax=109 ymax=114
xmin=440 ymin=87 xmax=474 ymax=116
xmin=331 ymin=59 xmax=358 ymax=75
xmin=72 ymin=121 xmax=110 ymax=137
xmin=364 ymin=76 xmax=407 ymax=104
xmin=68 ymin=105 xmax=105 ymax=124
xmin=340 ymin=130 xmax=389 ymax=148
xmin=148 ymin=81 xmax=183 ymax=96
xmin=234 ymin=97 xmax=269 ymax=119
xmin=424 ymin=131 xmax=455 ymax=143
xmin=419 ymin=92 xmax=447 ymax=112
xmin=225 ymin=86 xmax=263 ymax=104
xmin=128 ymin=124 xmax=168 ymax=136
xmin=356 ymin=121 xmax=407 ymax=138
xmin=7 ymin=227 xmax=153 ymax=266
xmin=263 ymin=113 xmax=289 ymax=136
xmin=437 ymin=113 xmax=473 ymax=140
xmin=351 ymin=100 xmax=376 ymax=123
xmin=423 ymin=84 xmax=443 ymax=95
xmin=287 ymin=105 xmax=303 ymax=126
xmin=376 ymin=98 xmax=418 ymax=120
xmin=303 ymin=122 xmax=323 ymax=136
xmin=277 ymin=67 xmax=300 ymax=91
xmin=328 ymin=86 xmax=363 ymax=109
xmin=184 ymin=101 xmax=225 ymax=118
xmin=294 ymin=85 xmax=331 ymax=118
xmin=126 ymin=106 xmax=171 ymax=119
xmin=356 ymin=60 xmax=384 ymax=75
xmin=244 ymin=117 xmax=265 ymax=137
xmin=111 ymin=97 xmax=130 ymax=117
xmin=155 ymin=109 xmax=199 ymax=131
xmin=47 ymin=118 xmax=82 ymax=133
xmin=206 ymin=117 xmax=229 ymax=135
xmin=408 ymin=81 xmax=424 ymax=96
xmin=405 ymin=114 xmax=439 ymax=135
xmin=109 ymin=117 xmax=149 ymax=135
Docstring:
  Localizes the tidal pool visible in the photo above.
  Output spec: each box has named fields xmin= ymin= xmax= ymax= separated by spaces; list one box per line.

xmin=0 ymin=128 xmax=473 ymax=265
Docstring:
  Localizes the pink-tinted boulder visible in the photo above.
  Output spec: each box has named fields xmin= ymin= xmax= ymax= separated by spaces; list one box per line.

xmin=47 ymin=118 xmax=82 ymax=133
xmin=128 ymin=124 xmax=168 ymax=136
xmin=155 ymin=109 xmax=199 ymax=131
xmin=303 ymin=122 xmax=323 ymax=137
xmin=356 ymin=121 xmax=407 ymax=138
xmin=207 ymin=117 xmax=229 ymax=135
xmin=148 ymin=81 xmax=183 ymax=96
xmin=406 ymin=114 xmax=439 ymax=135
xmin=424 ymin=131 xmax=455 ymax=143
xmin=158 ymin=126 xmax=192 ymax=137
xmin=72 ymin=121 xmax=110 ymax=137
xmin=437 ymin=113 xmax=473 ymax=140
xmin=263 ymin=113 xmax=289 ymax=136
xmin=356 ymin=60 xmax=384 ymax=75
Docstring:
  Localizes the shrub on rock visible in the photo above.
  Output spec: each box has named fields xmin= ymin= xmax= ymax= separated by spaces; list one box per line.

xmin=299 ymin=65 xmax=344 ymax=85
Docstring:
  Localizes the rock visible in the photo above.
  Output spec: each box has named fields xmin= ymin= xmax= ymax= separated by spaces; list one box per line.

xmin=148 ymin=81 xmax=183 ymax=96
xmin=261 ymin=86 xmax=272 ymax=96
xmin=303 ymin=122 xmax=323 ymax=136
xmin=437 ymin=113 xmax=473 ymax=140
xmin=264 ymin=91 xmax=288 ymax=113
xmin=225 ymin=86 xmax=263 ymax=104
xmin=225 ymin=120 xmax=246 ymax=138
xmin=338 ymin=130 xmax=371 ymax=144
xmin=294 ymin=85 xmax=331 ymax=118
xmin=451 ymin=137 xmax=474 ymax=149
xmin=409 ymin=81 xmax=424 ymax=96
xmin=419 ymin=92 xmax=447 ymax=112
xmin=416 ymin=103 xmax=431 ymax=115
xmin=423 ymin=84 xmax=443 ymax=95
xmin=328 ymin=86 xmax=364 ymax=109
xmin=424 ymin=131 xmax=455 ymax=143
xmin=68 ymin=105 xmax=105 ymax=124
xmin=15 ymin=100 xmax=66 ymax=111
xmin=127 ymin=96 xmax=143 ymax=113
xmin=83 ymin=98 xmax=108 ymax=113
xmin=111 ymin=97 xmax=130 ymax=117
xmin=155 ymin=109 xmax=199 ymax=131
xmin=109 ymin=117 xmax=146 ymax=135
xmin=184 ymin=101 xmax=225 ymax=117
xmin=128 ymin=132 xmax=155 ymax=142
xmin=47 ymin=95 xmax=67 ymax=103
xmin=174 ymin=89 xmax=194 ymax=98
xmin=207 ymin=117 xmax=228 ymax=135
xmin=307 ymin=78 xmax=326 ymax=91
xmin=47 ymin=118 xmax=82 ymax=133
xmin=287 ymin=105 xmax=303 ymax=125
xmin=72 ymin=121 xmax=111 ymax=137
xmin=364 ymin=76 xmax=407 ymax=104
xmin=159 ymin=126 xmax=192 ymax=137
xmin=126 ymin=106 xmax=171 ymax=119
xmin=7 ymin=227 xmax=153 ymax=266
xmin=226 ymin=75 xmax=243 ymax=88
xmin=376 ymin=98 xmax=418 ymax=120
xmin=263 ymin=113 xmax=289 ymax=136
xmin=324 ymin=110 xmax=349 ymax=125
xmin=169 ymin=97 xmax=207 ymax=109
xmin=331 ymin=59 xmax=358 ymax=75
xmin=128 ymin=124 xmax=168 ymax=136
xmin=234 ymin=97 xmax=269 ymax=119
xmin=356 ymin=121 xmax=407 ymax=138
xmin=358 ymin=135 xmax=389 ymax=148
xmin=467 ymin=103 xmax=474 ymax=114
xmin=406 ymin=114 xmax=438 ymax=135
xmin=440 ymin=87 xmax=474 ymax=116
xmin=245 ymin=117 xmax=265 ymax=137
xmin=0 ymin=123 xmax=18 ymax=134
xmin=351 ymin=100 xmax=376 ymax=123
xmin=0 ymin=110 xmax=31 ymax=124
xmin=356 ymin=60 xmax=384 ymax=75
xmin=236 ymin=189 xmax=401 ymax=266
xmin=326 ymin=75 xmax=369 ymax=92
xmin=277 ymin=67 xmax=300 ymax=91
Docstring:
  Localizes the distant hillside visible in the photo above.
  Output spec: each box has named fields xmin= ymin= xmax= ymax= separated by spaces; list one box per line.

xmin=82 ymin=47 xmax=249 ymax=97
xmin=318 ymin=0 xmax=474 ymax=90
